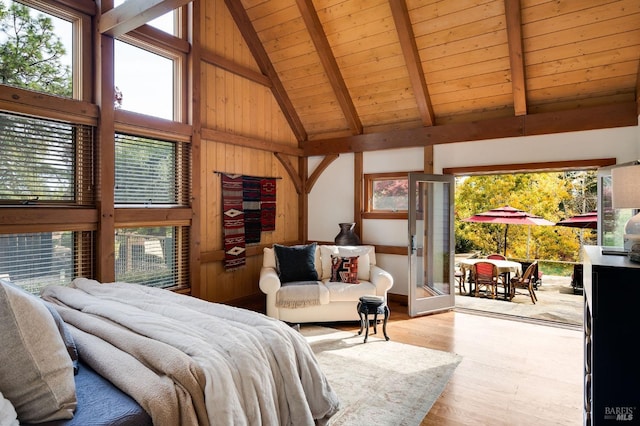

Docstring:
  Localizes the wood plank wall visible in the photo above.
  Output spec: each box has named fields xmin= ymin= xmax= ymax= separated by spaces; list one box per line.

xmin=198 ymin=0 xmax=301 ymax=303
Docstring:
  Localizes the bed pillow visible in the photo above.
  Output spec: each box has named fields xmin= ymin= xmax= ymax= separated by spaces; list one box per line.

xmin=330 ymin=255 xmax=359 ymax=284
xmin=0 ymin=281 xmax=77 ymax=423
xmin=274 ymin=243 xmax=319 ymax=283
xmin=43 ymin=301 xmax=79 ymax=375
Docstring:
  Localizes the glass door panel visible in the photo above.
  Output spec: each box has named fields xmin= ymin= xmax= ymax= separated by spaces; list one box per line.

xmin=597 ymin=163 xmax=636 ymax=247
xmin=408 ymin=173 xmax=455 ymax=317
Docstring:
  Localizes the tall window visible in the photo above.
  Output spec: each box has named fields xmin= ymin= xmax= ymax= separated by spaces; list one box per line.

xmin=0 ymin=0 xmax=74 ymax=97
xmin=110 ymin=1 xmax=191 ymax=290
xmin=114 ymin=40 xmax=175 ymax=120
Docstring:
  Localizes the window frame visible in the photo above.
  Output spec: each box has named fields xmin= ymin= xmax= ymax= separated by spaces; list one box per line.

xmin=2 ymin=0 xmax=93 ymax=101
xmin=115 ymin=27 xmax=188 ymax=122
xmin=0 ymin=110 xmax=96 ymax=206
xmin=363 ymin=171 xmax=421 ymax=220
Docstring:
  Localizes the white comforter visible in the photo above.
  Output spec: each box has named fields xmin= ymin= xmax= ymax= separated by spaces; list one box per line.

xmin=41 ymin=278 xmax=339 ymax=426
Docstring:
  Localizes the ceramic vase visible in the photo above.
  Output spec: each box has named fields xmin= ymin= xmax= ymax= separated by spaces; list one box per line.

xmin=334 ymin=222 xmax=361 ymax=245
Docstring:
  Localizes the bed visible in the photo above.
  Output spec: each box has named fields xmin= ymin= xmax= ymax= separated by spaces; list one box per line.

xmin=0 ymin=278 xmax=340 ymax=425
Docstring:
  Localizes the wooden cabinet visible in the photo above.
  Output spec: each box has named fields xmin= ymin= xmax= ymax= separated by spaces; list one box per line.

xmin=583 ymin=245 xmax=640 ymax=425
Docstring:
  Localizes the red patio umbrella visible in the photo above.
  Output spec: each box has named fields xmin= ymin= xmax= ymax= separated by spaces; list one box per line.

xmin=462 ymin=205 xmax=555 ymax=257
xmin=555 ymin=210 xmax=598 ymax=229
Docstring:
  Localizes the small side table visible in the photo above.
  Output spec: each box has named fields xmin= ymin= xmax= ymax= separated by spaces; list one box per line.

xmin=357 ymin=295 xmax=390 ymax=343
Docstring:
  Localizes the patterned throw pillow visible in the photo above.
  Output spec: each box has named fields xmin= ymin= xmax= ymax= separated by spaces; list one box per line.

xmin=330 ymin=255 xmax=359 ymax=284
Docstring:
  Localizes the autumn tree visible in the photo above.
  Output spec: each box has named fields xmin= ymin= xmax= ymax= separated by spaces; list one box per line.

xmin=455 ymin=172 xmax=595 ymax=261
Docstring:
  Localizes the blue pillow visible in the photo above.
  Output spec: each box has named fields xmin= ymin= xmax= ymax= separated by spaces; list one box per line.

xmin=274 ymin=243 xmax=318 ymax=283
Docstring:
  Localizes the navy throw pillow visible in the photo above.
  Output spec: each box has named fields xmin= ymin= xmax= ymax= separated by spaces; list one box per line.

xmin=274 ymin=243 xmax=318 ymax=283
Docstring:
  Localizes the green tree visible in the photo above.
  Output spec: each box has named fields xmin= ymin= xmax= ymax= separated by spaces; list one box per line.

xmin=0 ymin=1 xmax=71 ymax=96
xmin=455 ymin=172 xmax=591 ymax=261
xmin=0 ymin=1 xmax=74 ymax=201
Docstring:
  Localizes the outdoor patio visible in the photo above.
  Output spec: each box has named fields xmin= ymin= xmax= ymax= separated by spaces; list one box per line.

xmin=454 ymin=274 xmax=583 ymax=328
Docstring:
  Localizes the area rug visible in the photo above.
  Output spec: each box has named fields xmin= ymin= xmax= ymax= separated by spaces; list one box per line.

xmin=301 ymin=326 xmax=462 ymax=425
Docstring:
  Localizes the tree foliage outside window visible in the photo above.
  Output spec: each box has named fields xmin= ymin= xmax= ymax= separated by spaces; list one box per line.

xmin=372 ymin=178 xmax=409 ymax=211
xmin=455 ymin=171 xmax=598 ymax=262
xmin=0 ymin=0 xmax=72 ymax=97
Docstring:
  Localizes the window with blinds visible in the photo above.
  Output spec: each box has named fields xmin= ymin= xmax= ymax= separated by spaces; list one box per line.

xmin=115 ymin=226 xmax=189 ymax=290
xmin=0 ymin=112 xmax=95 ymax=205
xmin=115 ymin=133 xmax=190 ymax=205
xmin=0 ymin=231 xmax=94 ymax=295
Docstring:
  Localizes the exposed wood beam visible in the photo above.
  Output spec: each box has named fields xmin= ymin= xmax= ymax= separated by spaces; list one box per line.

xmin=201 ymin=48 xmax=272 ymax=87
xmin=636 ymin=58 xmax=640 ymax=116
xmin=389 ymin=0 xmax=435 ymax=127
xmin=299 ymin=157 xmax=308 ymax=242
xmin=187 ymin=0 xmax=202 ymax=298
xmin=0 ymin=84 xmax=99 ymax=125
xmin=114 ymin=208 xmax=192 ymax=227
xmin=275 ymin=153 xmax=303 ymax=194
xmin=296 ymin=0 xmax=362 ymax=135
xmin=306 ymin=154 xmax=339 ymax=193
xmin=304 ymin=102 xmax=638 ymax=156
xmin=504 ymin=0 xmax=527 ymax=116
xmin=354 ymin=152 xmax=363 ymax=241
xmin=115 ymin=109 xmax=192 ymax=142
xmin=96 ymin=30 xmax=116 ymax=282
xmin=127 ymin=24 xmax=190 ymax=54
xmin=443 ymin=158 xmax=617 ymax=176
xmin=0 ymin=208 xmax=97 ymax=228
xmin=99 ymin=0 xmax=190 ymax=37
xmin=201 ymin=127 xmax=303 ymax=157
xmin=224 ymin=0 xmax=308 ymax=142
xmin=56 ymin=0 xmax=97 ymax=16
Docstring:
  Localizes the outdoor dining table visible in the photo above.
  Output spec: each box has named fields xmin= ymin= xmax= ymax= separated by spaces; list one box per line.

xmin=458 ymin=258 xmax=523 ymax=301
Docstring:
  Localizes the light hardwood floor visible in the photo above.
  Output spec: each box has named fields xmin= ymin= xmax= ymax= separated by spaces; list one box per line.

xmin=330 ymin=301 xmax=584 ymax=426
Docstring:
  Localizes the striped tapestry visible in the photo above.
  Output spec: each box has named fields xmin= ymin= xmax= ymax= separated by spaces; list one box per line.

xmin=222 ymin=173 xmax=246 ymax=270
xmin=243 ymin=176 xmax=262 ymax=244
xmin=260 ymin=178 xmax=276 ymax=231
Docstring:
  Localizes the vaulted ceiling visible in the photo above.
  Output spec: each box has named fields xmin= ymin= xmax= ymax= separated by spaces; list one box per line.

xmin=109 ymin=0 xmax=640 ymax=153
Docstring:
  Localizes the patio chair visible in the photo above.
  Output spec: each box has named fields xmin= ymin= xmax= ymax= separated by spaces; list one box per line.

xmin=487 ymin=253 xmax=506 ymax=260
xmin=571 ymin=264 xmax=583 ymax=294
xmin=455 ymin=267 xmax=466 ymax=294
xmin=520 ymin=261 xmax=543 ymax=289
xmin=510 ymin=261 xmax=538 ymax=304
xmin=486 ymin=253 xmax=510 ymax=294
xmin=472 ymin=261 xmax=499 ymax=299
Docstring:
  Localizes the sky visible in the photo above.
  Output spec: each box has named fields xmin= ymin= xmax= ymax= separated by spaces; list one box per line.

xmin=7 ymin=0 xmax=176 ymax=120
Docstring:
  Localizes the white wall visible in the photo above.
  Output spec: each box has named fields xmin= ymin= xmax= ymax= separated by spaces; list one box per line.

xmin=434 ymin=126 xmax=639 ymax=173
xmin=308 ymin=125 xmax=640 ymax=296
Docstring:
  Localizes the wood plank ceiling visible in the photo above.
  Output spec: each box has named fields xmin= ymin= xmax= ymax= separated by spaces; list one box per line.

xmin=227 ymin=0 xmax=640 ymax=151
xmin=108 ymin=0 xmax=640 ymax=153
